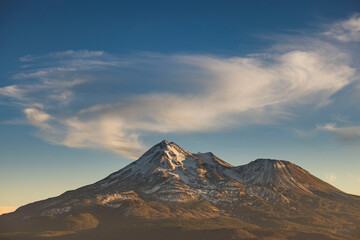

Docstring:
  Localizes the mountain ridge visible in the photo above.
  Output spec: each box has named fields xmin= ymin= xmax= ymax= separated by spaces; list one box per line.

xmin=1 ymin=140 xmax=359 ymax=240
xmin=9 ymin=140 xmax=352 ymax=214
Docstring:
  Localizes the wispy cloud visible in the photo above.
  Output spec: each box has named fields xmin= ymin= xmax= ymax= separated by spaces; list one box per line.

xmin=0 ymin=16 xmax=359 ymax=159
xmin=324 ymin=14 xmax=360 ymax=42
xmin=19 ymin=50 xmax=104 ymax=62
xmin=317 ymin=123 xmax=360 ymax=141
xmin=0 ymin=85 xmax=25 ymax=100
xmin=23 ymin=104 xmax=52 ymax=129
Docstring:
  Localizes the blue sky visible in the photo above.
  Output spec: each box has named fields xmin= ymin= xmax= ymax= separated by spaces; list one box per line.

xmin=1 ymin=0 xmax=360 ymax=214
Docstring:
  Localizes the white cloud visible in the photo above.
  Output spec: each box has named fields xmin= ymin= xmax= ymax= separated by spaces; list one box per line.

xmin=1 ymin=15 xmax=359 ymax=159
xmin=9 ymin=49 xmax=354 ymax=159
xmin=0 ymin=77 xmax=84 ymax=107
xmin=19 ymin=55 xmax=34 ymax=62
xmin=318 ymin=123 xmax=360 ymax=140
xmin=12 ymin=67 xmax=77 ymax=79
xmin=48 ymin=50 xmax=104 ymax=59
xmin=19 ymin=50 xmax=104 ymax=62
xmin=324 ymin=14 xmax=360 ymax=42
xmin=61 ymin=117 xmax=144 ymax=159
xmin=23 ymin=105 xmax=52 ymax=129
xmin=0 ymin=85 xmax=24 ymax=100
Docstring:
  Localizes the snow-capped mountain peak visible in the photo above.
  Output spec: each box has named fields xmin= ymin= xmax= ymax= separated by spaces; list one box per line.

xmin=5 ymin=141 xmax=359 ymax=240
xmin=14 ymin=141 xmax=347 ymax=217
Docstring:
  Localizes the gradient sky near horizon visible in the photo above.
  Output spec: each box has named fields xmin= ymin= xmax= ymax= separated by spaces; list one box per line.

xmin=1 ymin=0 xmax=360 ymax=214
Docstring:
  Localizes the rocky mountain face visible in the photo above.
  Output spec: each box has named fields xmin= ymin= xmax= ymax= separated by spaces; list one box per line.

xmin=1 ymin=140 xmax=360 ymax=240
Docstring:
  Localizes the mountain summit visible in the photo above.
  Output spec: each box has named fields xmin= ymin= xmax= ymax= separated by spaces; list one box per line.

xmin=1 ymin=141 xmax=359 ymax=240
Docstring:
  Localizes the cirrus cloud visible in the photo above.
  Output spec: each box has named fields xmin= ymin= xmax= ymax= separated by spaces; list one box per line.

xmin=324 ymin=14 xmax=360 ymax=42
xmin=317 ymin=123 xmax=360 ymax=141
xmin=0 ymin=16 xmax=359 ymax=159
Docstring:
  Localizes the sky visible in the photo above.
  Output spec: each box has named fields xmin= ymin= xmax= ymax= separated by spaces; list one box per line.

xmin=1 ymin=0 xmax=360 ymax=214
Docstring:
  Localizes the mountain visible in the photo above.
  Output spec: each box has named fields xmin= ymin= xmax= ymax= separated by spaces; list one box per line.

xmin=1 ymin=140 xmax=360 ymax=240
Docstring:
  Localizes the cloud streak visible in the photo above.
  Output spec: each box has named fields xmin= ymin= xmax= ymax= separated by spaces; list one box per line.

xmin=1 ymin=15 xmax=359 ymax=159
xmin=19 ymin=50 xmax=105 ymax=62
xmin=324 ymin=14 xmax=360 ymax=42
xmin=318 ymin=123 xmax=360 ymax=141
xmin=23 ymin=105 xmax=52 ymax=129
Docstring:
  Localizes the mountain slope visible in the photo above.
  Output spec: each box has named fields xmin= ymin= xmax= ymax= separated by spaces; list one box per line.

xmin=1 ymin=140 xmax=359 ymax=240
